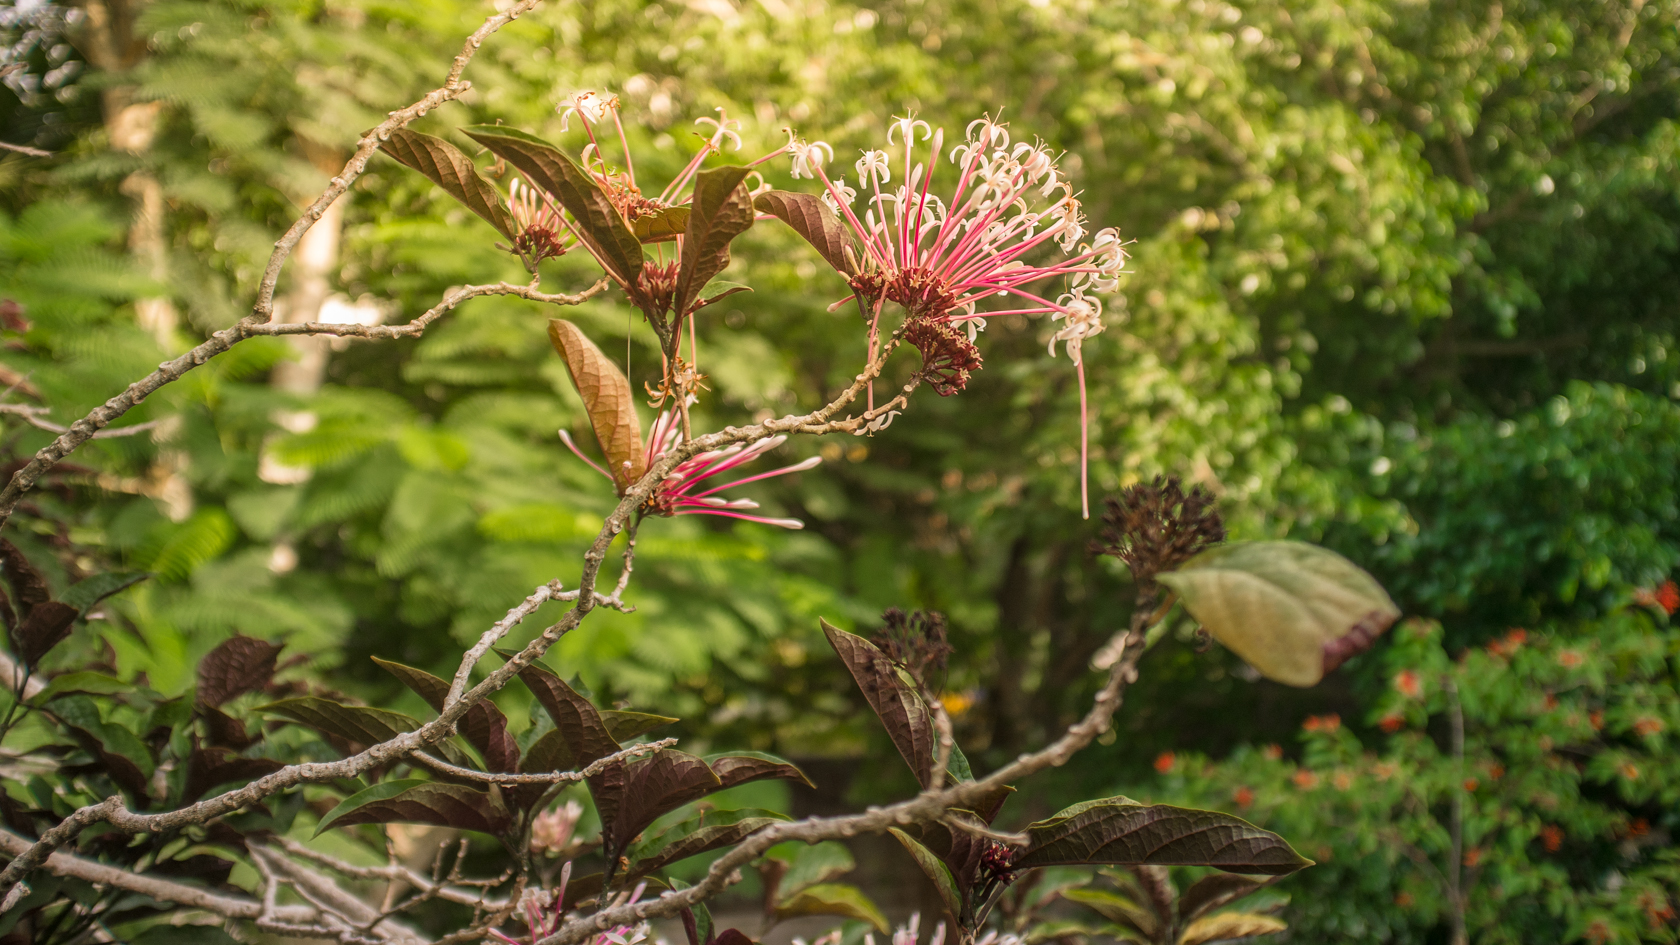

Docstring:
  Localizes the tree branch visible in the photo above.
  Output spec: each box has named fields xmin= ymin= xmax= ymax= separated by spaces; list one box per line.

xmin=533 ymin=603 xmax=1157 ymax=945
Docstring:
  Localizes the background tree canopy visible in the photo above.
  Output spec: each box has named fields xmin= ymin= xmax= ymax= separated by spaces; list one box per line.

xmin=2 ymin=0 xmax=1676 ymax=942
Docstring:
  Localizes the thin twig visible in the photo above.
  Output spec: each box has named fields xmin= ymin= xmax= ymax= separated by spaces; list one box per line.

xmin=0 ymin=141 xmax=52 ymax=157
xmin=410 ymin=737 xmax=677 ymax=785
xmin=0 ymin=404 xmax=164 ymax=439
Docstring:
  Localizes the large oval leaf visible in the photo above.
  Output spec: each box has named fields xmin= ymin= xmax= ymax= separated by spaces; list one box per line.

xmin=820 ymin=619 xmax=936 ymax=789
xmin=1014 ymin=797 xmax=1312 ymax=875
xmin=754 ymin=191 xmax=857 ymax=276
xmin=774 ymin=883 xmax=888 ymax=933
xmin=462 ymin=125 xmax=644 ymax=286
xmin=379 ymin=129 xmax=517 ymax=240
xmin=548 ymin=318 xmax=646 ymax=493
xmin=315 ymin=779 xmax=510 ymax=836
xmin=1157 ymin=540 xmax=1400 ymax=687
xmin=674 ymin=165 xmax=755 ymax=317
xmin=704 ymin=751 xmax=814 ymax=790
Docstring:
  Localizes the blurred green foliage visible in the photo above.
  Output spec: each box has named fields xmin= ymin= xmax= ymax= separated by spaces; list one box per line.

xmin=2 ymin=0 xmax=1677 ymax=940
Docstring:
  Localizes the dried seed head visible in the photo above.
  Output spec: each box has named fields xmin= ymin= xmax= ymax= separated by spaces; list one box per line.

xmin=872 ymin=607 xmax=953 ymax=679
xmin=1093 ymin=475 xmax=1225 ymax=589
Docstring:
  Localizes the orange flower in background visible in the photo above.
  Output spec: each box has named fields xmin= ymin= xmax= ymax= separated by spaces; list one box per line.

xmin=1585 ymin=920 xmax=1613 ymax=945
xmin=1292 ymin=769 xmax=1320 ymax=790
xmin=1590 ymin=710 xmax=1604 ymax=731
xmin=1629 ymin=818 xmax=1650 ymax=838
xmin=1379 ymin=713 xmax=1404 ymax=733
xmin=1488 ymin=763 xmax=1504 ymax=780
xmin=1541 ymin=825 xmax=1564 ymax=852
xmin=1373 ymin=762 xmax=1398 ymax=781
xmin=1488 ymin=628 xmax=1527 ymax=657
xmin=1558 ymin=649 xmax=1585 ymax=668
xmin=1633 ymin=580 xmax=1680 ymax=615
xmin=1543 ymin=693 xmax=1559 ymax=710
xmin=1620 ymin=762 xmax=1640 ymax=781
xmin=1154 ymin=751 xmax=1177 ymax=774
xmin=1233 ymin=786 xmax=1255 ymax=809
xmin=1463 ymin=778 xmax=1480 ymax=792
xmin=1394 ymin=669 xmax=1423 ymax=697
xmin=1333 ymin=770 xmax=1354 ymax=791
xmin=1303 ymin=713 xmax=1341 ymax=733
xmin=1463 ymin=847 xmax=1483 ymax=868
xmin=1394 ymin=892 xmax=1414 ymax=908
xmin=1262 ymin=743 xmax=1283 ymax=760
xmin=1632 ymin=716 xmax=1665 ymax=737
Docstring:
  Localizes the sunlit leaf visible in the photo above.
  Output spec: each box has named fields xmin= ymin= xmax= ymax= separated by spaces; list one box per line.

xmin=601 ymin=709 xmax=679 ymax=741
xmin=379 ymin=129 xmax=517 ymax=239
xmin=1061 ymin=887 xmax=1159 ymax=939
xmin=1158 ymin=541 xmax=1401 ymax=687
xmin=634 ymin=206 xmax=691 ymax=243
xmin=463 ymin=125 xmax=644 ymax=285
xmin=753 ymin=191 xmax=857 ymax=276
xmin=674 ymin=165 xmax=754 ymax=317
xmin=548 ymin=318 xmax=646 ymax=494
xmin=774 ymin=883 xmax=888 ymax=932
xmin=1177 ymin=911 xmax=1287 ymax=945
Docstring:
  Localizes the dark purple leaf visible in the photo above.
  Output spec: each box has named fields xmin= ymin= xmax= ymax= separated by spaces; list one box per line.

xmin=463 ymin=125 xmax=644 ymax=286
xmin=705 ymin=752 xmax=814 ymax=791
xmin=201 ymin=705 xmax=255 ymax=750
xmin=13 ymin=601 xmax=77 ymax=666
xmin=196 ymin=636 xmax=283 ymax=709
xmin=373 ymin=657 xmax=520 ymax=772
xmin=713 ymin=930 xmax=756 ymax=945
xmin=820 ymin=619 xmax=935 ymax=789
xmin=630 ymin=807 xmax=788 ymax=877
xmin=600 ymin=751 xmax=721 ymax=862
xmin=380 ymin=129 xmax=517 ymax=239
xmin=1014 ymin=797 xmax=1313 ymax=875
xmin=517 ymin=662 xmax=620 ymax=767
xmin=1178 ymin=873 xmax=1272 ymax=922
xmin=674 ymin=165 xmax=755 ymax=317
xmin=258 ymin=697 xmax=418 ymax=747
xmin=753 ymin=191 xmax=858 ymax=277
xmin=0 ymin=538 xmax=52 ymax=611
xmin=315 ymin=779 xmax=510 ymax=836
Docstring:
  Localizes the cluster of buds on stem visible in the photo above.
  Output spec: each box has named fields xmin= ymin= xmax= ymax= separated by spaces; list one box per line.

xmin=1092 ymin=475 xmax=1226 ymax=590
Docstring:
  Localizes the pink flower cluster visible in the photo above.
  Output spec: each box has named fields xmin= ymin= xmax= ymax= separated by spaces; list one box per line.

xmin=563 ymin=403 xmax=820 ymax=529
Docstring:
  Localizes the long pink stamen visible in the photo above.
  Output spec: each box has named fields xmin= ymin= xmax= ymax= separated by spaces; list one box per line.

xmin=691 ymin=457 xmax=821 ymax=498
xmin=560 ymin=430 xmax=612 ymax=479
xmin=1077 ymin=359 xmax=1090 ymax=520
